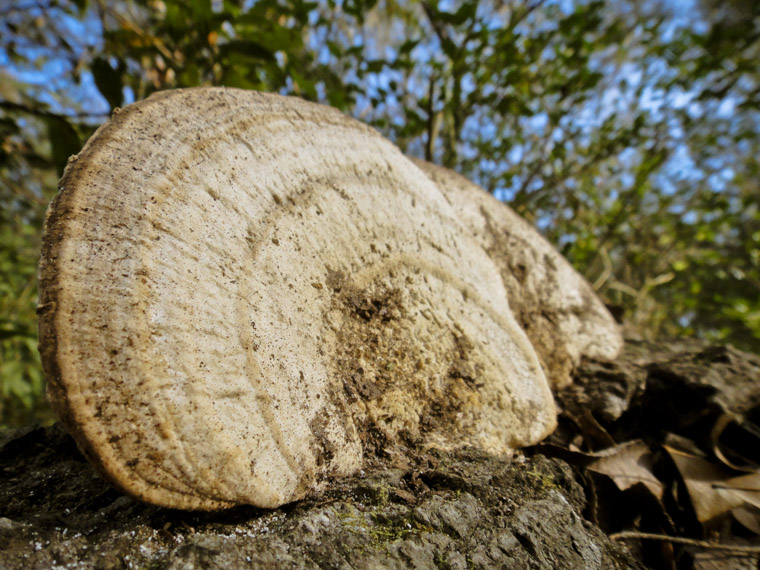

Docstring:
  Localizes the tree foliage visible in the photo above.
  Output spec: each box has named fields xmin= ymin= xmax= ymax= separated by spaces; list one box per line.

xmin=1 ymin=0 xmax=758 ymax=427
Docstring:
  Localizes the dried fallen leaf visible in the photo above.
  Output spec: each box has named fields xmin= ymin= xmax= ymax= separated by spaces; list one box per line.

xmin=711 ymin=413 xmax=760 ymax=472
xmin=665 ymin=446 xmax=760 ymax=526
xmin=731 ymin=505 xmax=760 ymax=536
xmin=588 ymin=440 xmax=663 ymax=499
xmin=691 ymin=550 xmax=759 ymax=570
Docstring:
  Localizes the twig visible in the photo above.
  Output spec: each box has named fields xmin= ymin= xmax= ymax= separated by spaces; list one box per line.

xmin=420 ymin=2 xmax=450 ymax=47
xmin=592 ymin=245 xmax=613 ymax=291
xmin=611 ymin=531 xmax=760 ymax=555
xmin=0 ymin=100 xmax=107 ymax=120
xmin=425 ymin=75 xmax=441 ymax=162
xmin=606 ymin=281 xmax=639 ymax=298
xmin=93 ymin=0 xmax=177 ymax=65
xmin=0 ymin=175 xmax=49 ymax=206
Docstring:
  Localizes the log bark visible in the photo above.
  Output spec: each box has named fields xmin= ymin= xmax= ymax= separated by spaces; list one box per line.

xmin=0 ymin=422 xmax=642 ymax=569
xmin=4 ymin=337 xmax=758 ymax=568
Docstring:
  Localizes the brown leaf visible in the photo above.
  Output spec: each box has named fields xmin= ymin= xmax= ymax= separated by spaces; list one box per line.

xmin=692 ymin=550 xmax=760 ymax=570
xmin=711 ymin=413 xmax=760 ymax=472
xmin=588 ymin=440 xmax=663 ymax=499
xmin=731 ymin=505 xmax=760 ymax=536
xmin=665 ymin=446 xmax=760 ymax=525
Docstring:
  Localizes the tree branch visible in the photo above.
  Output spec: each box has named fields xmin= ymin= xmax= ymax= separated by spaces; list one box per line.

xmin=611 ymin=531 xmax=760 ymax=555
xmin=0 ymin=100 xmax=108 ymax=120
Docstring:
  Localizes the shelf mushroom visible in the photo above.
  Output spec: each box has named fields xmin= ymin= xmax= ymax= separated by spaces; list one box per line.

xmin=38 ymin=88 xmax=620 ymax=510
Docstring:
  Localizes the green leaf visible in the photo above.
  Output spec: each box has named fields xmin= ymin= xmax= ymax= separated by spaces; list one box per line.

xmin=91 ymin=57 xmax=124 ymax=109
xmin=398 ymin=39 xmax=419 ymax=57
xmin=441 ymin=38 xmax=459 ymax=60
xmin=289 ymin=68 xmax=318 ymax=100
xmin=45 ymin=117 xmax=81 ymax=177
xmin=437 ymin=3 xmax=476 ymax=26
xmin=178 ymin=64 xmax=201 ymax=87
xmin=188 ymin=0 xmax=213 ymax=21
xmin=71 ymin=0 xmax=88 ymax=14
xmin=220 ymin=40 xmax=275 ymax=62
xmin=0 ymin=328 xmax=35 ymax=341
xmin=326 ymin=40 xmax=343 ymax=57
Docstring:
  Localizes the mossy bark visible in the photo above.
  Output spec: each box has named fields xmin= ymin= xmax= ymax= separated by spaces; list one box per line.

xmin=0 ymin=423 xmax=641 ymax=569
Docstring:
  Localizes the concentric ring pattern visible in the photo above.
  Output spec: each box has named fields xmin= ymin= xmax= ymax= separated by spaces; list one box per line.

xmin=38 ymin=88 xmax=556 ymax=510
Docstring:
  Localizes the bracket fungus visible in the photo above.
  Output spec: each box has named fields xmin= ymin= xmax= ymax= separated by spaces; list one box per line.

xmin=38 ymin=87 xmax=621 ymax=510
xmin=412 ymin=159 xmax=623 ymax=388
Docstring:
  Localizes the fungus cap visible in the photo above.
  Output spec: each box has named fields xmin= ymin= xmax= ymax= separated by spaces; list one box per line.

xmin=38 ymin=88 xmax=557 ymax=510
xmin=413 ymin=159 xmax=623 ymax=388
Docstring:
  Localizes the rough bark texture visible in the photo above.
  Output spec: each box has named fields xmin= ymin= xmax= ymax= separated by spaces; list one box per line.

xmin=557 ymin=337 xmax=760 ymax=440
xmin=4 ymin=337 xmax=758 ymax=568
xmin=0 ymin=423 xmax=642 ymax=570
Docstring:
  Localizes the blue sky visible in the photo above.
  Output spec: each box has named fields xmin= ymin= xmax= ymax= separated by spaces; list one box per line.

xmin=1 ymin=0 xmax=733 ymax=222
